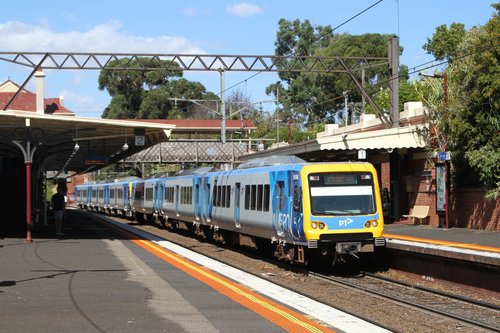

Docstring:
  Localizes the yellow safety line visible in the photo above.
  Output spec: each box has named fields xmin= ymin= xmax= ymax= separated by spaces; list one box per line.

xmin=384 ymin=233 xmax=500 ymax=253
xmin=132 ymin=238 xmax=335 ymax=333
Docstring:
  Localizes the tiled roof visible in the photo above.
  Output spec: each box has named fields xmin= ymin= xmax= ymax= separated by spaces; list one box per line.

xmin=137 ymin=118 xmax=255 ymax=129
xmin=0 ymin=87 xmax=74 ymax=115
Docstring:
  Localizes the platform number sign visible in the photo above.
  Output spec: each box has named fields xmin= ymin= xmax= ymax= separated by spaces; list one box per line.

xmin=358 ymin=149 xmax=366 ymax=160
xmin=134 ymin=128 xmax=145 ymax=146
xmin=135 ymin=135 xmax=145 ymax=146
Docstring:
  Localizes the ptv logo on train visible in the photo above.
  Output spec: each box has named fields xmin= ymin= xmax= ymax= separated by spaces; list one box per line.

xmin=339 ymin=217 xmax=353 ymax=227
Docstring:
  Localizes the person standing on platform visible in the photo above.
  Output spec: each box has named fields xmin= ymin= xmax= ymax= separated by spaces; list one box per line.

xmin=51 ymin=187 xmax=66 ymax=237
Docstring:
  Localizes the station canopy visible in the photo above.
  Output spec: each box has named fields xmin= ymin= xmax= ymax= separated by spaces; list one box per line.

xmin=0 ymin=110 xmax=174 ymax=174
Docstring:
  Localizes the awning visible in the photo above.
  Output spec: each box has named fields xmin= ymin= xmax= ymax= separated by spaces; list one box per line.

xmin=0 ymin=110 xmax=175 ymax=174
xmin=317 ymin=125 xmax=428 ymax=151
xmin=238 ymin=125 xmax=429 ymax=162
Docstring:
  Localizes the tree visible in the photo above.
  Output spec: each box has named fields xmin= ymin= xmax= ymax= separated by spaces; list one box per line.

xmin=422 ymin=3 xmax=500 ymax=197
xmin=267 ymin=19 xmax=405 ymax=126
xmin=423 ymin=23 xmax=467 ymax=61
xmin=99 ymin=58 xmax=217 ymax=119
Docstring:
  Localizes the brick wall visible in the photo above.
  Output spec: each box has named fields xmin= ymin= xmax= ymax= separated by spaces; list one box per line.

xmin=406 ymin=180 xmax=498 ymax=230
xmin=383 ymin=150 xmax=499 ymax=230
xmin=450 ymin=188 xmax=499 ymax=230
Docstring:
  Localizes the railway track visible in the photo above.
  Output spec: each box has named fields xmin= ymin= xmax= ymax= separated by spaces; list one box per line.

xmin=310 ymin=271 xmax=500 ymax=332
xmin=89 ymin=212 xmax=499 ymax=332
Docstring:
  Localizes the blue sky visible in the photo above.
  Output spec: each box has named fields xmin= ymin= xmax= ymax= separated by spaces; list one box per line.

xmin=0 ymin=1 xmax=496 ymax=117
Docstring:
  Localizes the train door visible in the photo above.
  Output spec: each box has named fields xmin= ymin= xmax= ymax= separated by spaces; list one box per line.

xmin=155 ymin=180 xmax=163 ymax=214
xmin=234 ymin=182 xmax=241 ymax=228
xmin=175 ymin=185 xmax=180 ymax=217
xmin=201 ymin=177 xmax=211 ymax=223
xmin=153 ymin=178 xmax=163 ymax=214
xmin=272 ymin=170 xmax=292 ymax=238
xmin=291 ymin=171 xmax=303 ymax=240
xmin=194 ymin=179 xmax=201 ymax=221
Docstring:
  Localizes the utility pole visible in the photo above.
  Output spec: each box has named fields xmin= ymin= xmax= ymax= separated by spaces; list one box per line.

xmin=219 ymin=68 xmax=226 ymax=144
xmin=361 ymin=68 xmax=366 ymax=111
xmin=343 ymin=91 xmax=349 ymax=126
xmin=389 ymin=36 xmax=400 ymax=128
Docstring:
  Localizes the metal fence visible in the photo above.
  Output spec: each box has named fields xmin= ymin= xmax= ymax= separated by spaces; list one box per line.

xmin=123 ymin=141 xmax=249 ymax=164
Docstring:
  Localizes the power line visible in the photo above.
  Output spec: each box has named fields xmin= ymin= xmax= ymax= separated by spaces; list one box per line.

xmin=332 ymin=0 xmax=383 ymax=32
xmin=216 ymin=0 xmax=385 ymax=97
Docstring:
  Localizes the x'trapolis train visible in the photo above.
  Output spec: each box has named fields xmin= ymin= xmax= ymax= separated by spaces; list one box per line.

xmin=75 ymin=156 xmax=386 ymax=265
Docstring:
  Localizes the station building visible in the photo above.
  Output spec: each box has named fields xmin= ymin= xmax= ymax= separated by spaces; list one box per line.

xmin=239 ymin=102 xmax=499 ymax=231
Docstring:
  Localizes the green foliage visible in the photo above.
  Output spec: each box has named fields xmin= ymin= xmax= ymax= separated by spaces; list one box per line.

xmin=423 ymin=23 xmax=467 ymax=61
xmin=99 ymin=58 xmax=217 ymax=120
xmin=422 ymin=3 xmax=499 ymax=196
xmin=268 ymin=19 xmax=403 ymax=125
xmin=367 ymin=79 xmax=422 ymax=115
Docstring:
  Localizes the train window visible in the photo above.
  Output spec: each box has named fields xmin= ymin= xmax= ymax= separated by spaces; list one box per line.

xmin=164 ymin=187 xmax=174 ymax=203
xmin=181 ymin=187 xmax=187 ymax=204
xmin=244 ymin=185 xmax=250 ymax=210
xmin=118 ymin=189 xmax=123 ymax=199
xmin=110 ymin=189 xmax=115 ymax=199
xmin=180 ymin=186 xmax=193 ymax=205
xmin=135 ymin=183 xmax=144 ymax=200
xmin=221 ymin=185 xmax=226 ymax=208
xmin=309 ymin=172 xmax=375 ymax=215
xmin=257 ymin=185 xmax=263 ymax=211
xmin=98 ymin=189 xmax=103 ymax=199
xmin=205 ymin=184 xmax=210 ymax=207
xmin=212 ymin=185 xmax=217 ymax=206
xmin=250 ymin=184 xmax=257 ymax=210
xmin=263 ymin=185 xmax=270 ymax=211
xmin=146 ymin=188 xmax=153 ymax=201
xmin=225 ymin=185 xmax=231 ymax=208
xmin=293 ymin=186 xmax=302 ymax=212
xmin=277 ymin=181 xmax=284 ymax=211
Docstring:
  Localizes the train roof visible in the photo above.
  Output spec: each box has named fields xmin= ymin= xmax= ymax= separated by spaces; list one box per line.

xmin=237 ymin=155 xmax=306 ymax=169
xmin=175 ymin=166 xmax=215 ymax=176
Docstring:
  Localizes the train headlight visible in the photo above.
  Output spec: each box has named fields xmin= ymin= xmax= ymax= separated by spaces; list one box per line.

xmin=364 ymin=220 xmax=379 ymax=228
xmin=311 ymin=221 xmax=326 ymax=229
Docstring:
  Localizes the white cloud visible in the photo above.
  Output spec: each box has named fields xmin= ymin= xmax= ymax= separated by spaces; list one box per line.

xmin=226 ymin=3 xmax=263 ymax=17
xmin=59 ymin=89 xmax=108 ymax=117
xmin=0 ymin=20 xmax=206 ymax=54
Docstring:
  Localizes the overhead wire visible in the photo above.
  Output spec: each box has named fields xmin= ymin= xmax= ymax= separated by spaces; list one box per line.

xmin=215 ymin=0 xmax=385 ymax=97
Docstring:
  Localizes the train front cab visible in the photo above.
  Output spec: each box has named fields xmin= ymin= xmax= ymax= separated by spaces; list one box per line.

xmin=300 ymin=163 xmax=386 ymax=260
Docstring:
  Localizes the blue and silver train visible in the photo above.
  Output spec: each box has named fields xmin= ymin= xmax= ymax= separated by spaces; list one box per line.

xmin=75 ymin=156 xmax=386 ymax=265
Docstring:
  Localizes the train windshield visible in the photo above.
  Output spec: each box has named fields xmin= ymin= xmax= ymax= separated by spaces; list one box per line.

xmin=308 ymin=172 xmax=375 ymax=216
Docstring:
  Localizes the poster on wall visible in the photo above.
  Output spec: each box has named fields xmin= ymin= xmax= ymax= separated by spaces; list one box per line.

xmin=435 ymin=164 xmax=446 ymax=212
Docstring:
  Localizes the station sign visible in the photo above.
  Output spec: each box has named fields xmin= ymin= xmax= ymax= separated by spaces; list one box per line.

xmin=358 ymin=149 xmax=366 ymax=160
xmin=134 ymin=128 xmax=145 ymax=146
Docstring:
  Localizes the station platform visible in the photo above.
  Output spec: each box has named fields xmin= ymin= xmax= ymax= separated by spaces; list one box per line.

xmin=383 ymin=223 xmax=500 ymax=267
xmin=0 ymin=209 xmax=389 ymax=333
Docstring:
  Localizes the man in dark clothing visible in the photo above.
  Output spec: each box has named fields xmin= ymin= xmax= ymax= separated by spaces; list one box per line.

xmin=51 ymin=187 xmax=65 ymax=237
